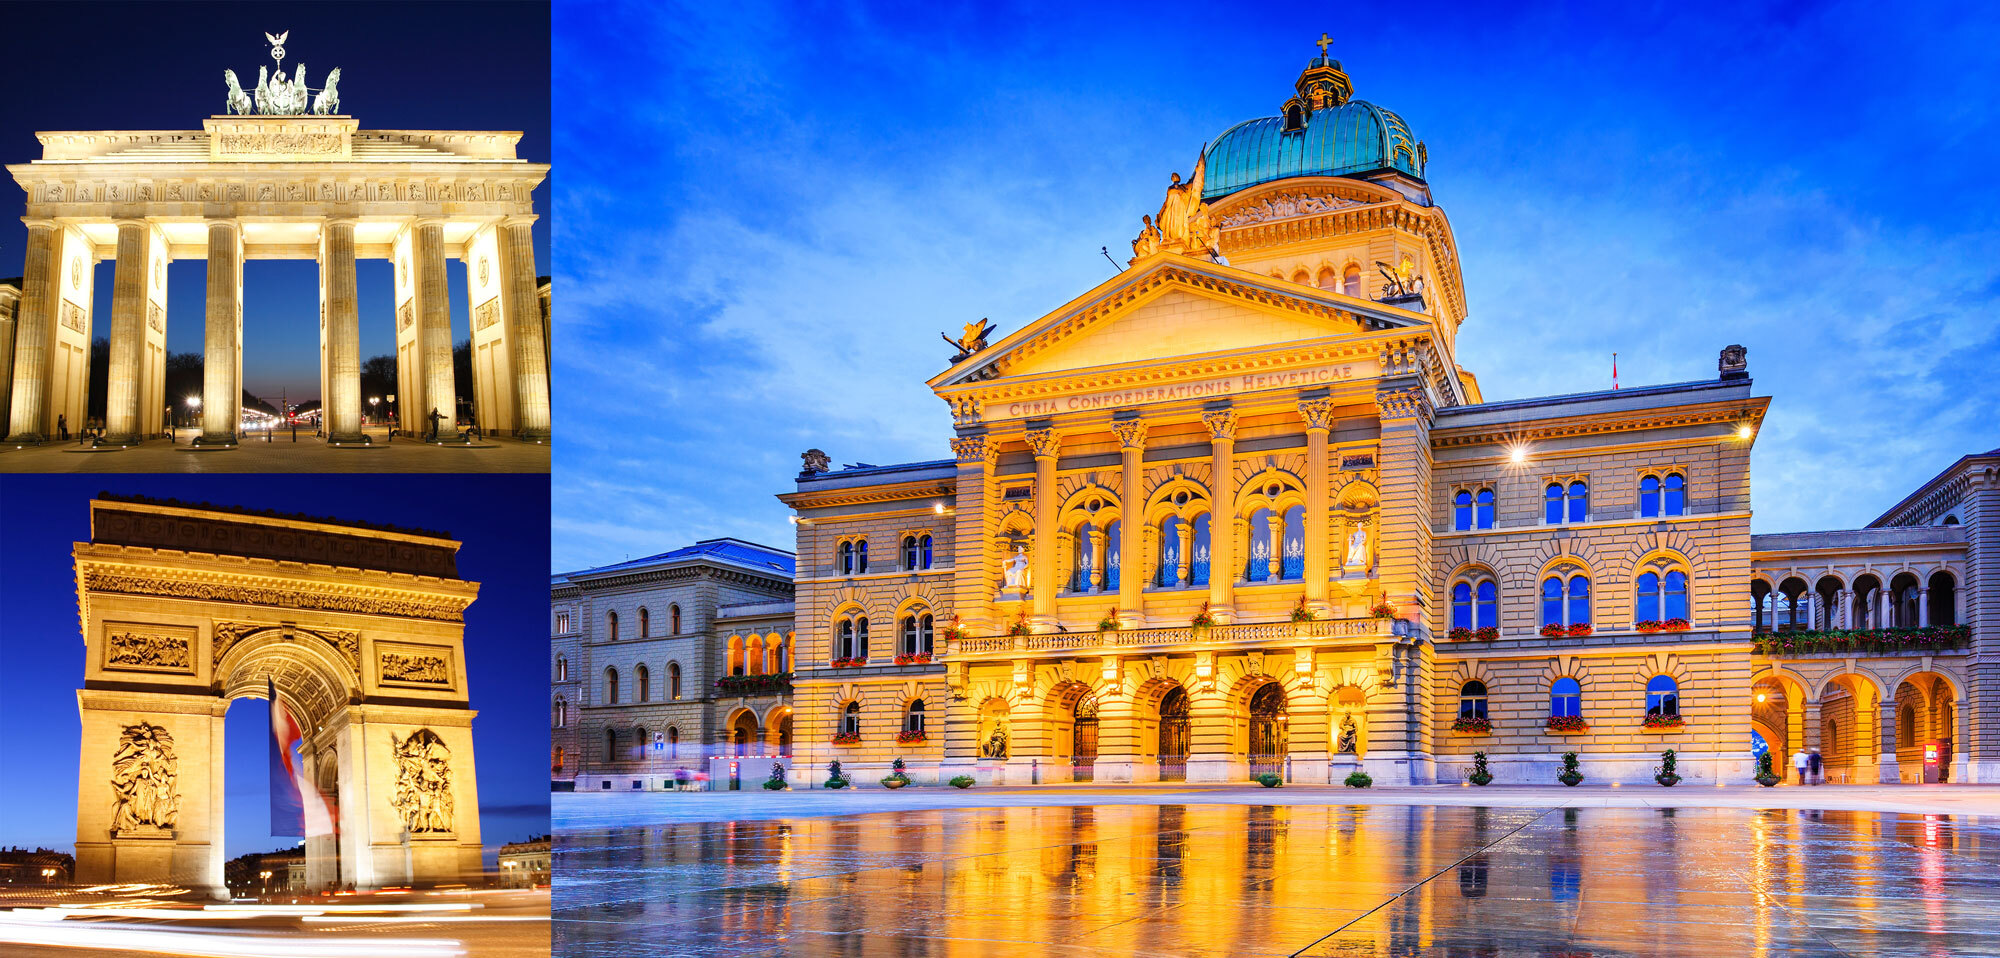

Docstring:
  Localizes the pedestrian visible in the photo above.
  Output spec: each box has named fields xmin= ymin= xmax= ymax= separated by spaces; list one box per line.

xmin=1791 ymin=749 xmax=1808 ymax=786
xmin=56 ymin=413 xmax=68 ymax=441
xmin=1808 ymin=748 xmax=1823 ymax=785
xmin=694 ymin=769 xmax=709 ymax=791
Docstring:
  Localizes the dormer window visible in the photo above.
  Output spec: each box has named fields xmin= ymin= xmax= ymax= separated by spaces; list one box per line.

xmin=1284 ymin=105 xmax=1305 ymax=133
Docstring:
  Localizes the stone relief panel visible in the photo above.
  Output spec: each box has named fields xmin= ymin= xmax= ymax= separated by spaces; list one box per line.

xmin=390 ymin=728 xmax=455 ymax=835
xmin=102 ymin=624 xmax=195 ymax=674
xmin=473 ymin=299 xmax=500 ymax=331
xmin=110 ymin=722 xmax=180 ymax=834
xmin=87 ymin=569 xmax=465 ymax=624
xmin=60 ymin=302 xmax=87 ymax=334
xmin=379 ymin=647 xmax=453 ymax=687
xmin=1215 ymin=190 xmax=1365 ymax=228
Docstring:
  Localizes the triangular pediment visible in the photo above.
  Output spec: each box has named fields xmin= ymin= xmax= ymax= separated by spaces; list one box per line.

xmin=933 ymin=254 xmax=1428 ymax=388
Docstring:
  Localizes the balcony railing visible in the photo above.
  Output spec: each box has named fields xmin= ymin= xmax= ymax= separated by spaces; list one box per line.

xmin=951 ymin=616 xmax=1404 ymax=657
xmin=714 ymin=673 xmax=793 ymax=696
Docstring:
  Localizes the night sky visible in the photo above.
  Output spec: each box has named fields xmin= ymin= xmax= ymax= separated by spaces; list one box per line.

xmin=0 ymin=475 xmax=552 ymax=861
xmin=0 ymin=0 xmax=552 ymax=405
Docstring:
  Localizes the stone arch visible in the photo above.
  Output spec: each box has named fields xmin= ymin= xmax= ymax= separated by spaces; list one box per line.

xmin=214 ymin=628 xmax=358 ymax=733
xmin=1144 ymin=474 xmax=1213 ymax=522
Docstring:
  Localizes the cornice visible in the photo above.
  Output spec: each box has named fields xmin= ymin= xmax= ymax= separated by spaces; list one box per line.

xmin=778 ymin=478 xmax=956 ymax=511
xmin=77 ymin=562 xmax=473 ymax=622
xmin=1430 ymin=398 xmax=1768 ymax=449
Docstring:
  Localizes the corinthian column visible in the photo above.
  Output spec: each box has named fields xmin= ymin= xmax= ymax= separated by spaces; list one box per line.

xmin=5 ymin=220 xmax=59 ymax=442
xmin=498 ymin=215 xmax=551 ymax=440
xmin=1027 ymin=426 xmax=1062 ymax=627
xmin=198 ymin=220 xmax=241 ymax=445
xmin=1203 ymin=407 xmax=1239 ymax=623
xmin=1300 ymin=396 xmax=1336 ymax=612
xmin=1112 ymin=418 xmax=1148 ymax=627
xmin=320 ymin=219 xmax=365 ymax=444
xmin=102 ymin=220 xmax=151 ymax=444
xmin=412 ymin=219 xmax=455 ymax=436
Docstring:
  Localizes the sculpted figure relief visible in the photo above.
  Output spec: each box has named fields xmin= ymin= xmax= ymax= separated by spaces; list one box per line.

xmin=980 ymin=721 xmax=1009 ymax=759
xmin=390 ymin=728 xmax=455 ymax=835
xmin=1132 ymin=153 xmax=1223 ymax=261
xmin=1336 ymin=713 xmax=1359 ymax=754
xmin=1345 ymin=521 xmax=1370 ymax=569
xmin=1003 ymin=546 xmax=1031 ymax=592
xmin=110 ymin=723 xmax=180 ymax=832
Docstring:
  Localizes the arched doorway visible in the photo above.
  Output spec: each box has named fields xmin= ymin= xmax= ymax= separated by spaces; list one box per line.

xmin=1071 ymin=695 xmax=1100 ymax=783
xmin=1893 ymin=671 xmax=1958 ymax=782
xmin=1248 ymin=683 xmax=1288 ymax=779
xmin=1157 ymin=686 xmax=1190 ymax=781
xmin=730 ymin=710 xmax=759 ymax=757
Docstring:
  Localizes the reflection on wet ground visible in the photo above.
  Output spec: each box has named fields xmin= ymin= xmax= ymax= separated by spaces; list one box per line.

xmin=554 ymin=805 xmax=1999 ymax=957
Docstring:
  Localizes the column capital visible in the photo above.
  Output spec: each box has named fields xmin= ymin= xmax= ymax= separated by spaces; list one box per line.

xmin=110 ymin=217 xmax=151 ymax=232
xmin=321 ymin=216 xmax=360 ymax=232
xmin=20 ymin=217 xmax=60 ymax=232
xmin=1375 ymin=386 xmax=1432 ymax=422
xmin=1297 ymin=397 xmax=1337 ymax=431
xmin=1110 ymin=419 xmax=1148 ymax=450
xmin=951 ymin=434 xmax=998 ymax=466
xmin=1025 ymin=427 xmax=1061 ymax=460
xmin=203 ymin=217 xmax=242 ymax=232
xmin=500 ymin=213 xmax=539 ymax=230
xmin=1201 ymin=408 xmax=1238 ymax=441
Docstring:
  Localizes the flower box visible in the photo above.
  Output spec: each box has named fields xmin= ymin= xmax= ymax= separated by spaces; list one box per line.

xmin=1475 ymin=627 xmax=1499 ymax=641
xmin=1642 ymin=714 xmax=1685 ymax=730
xmin=895 ymin=730 xmax=928 ymax=744
xmin=892 ymin=653 xmax=934 ymax=666
xmin=830 ymin=732 xmax=861 ymax=745
xmin=1450 ymin=716 xmax=1491 ymax=734
xmin=1545 ymin=715 xmax=1589 ymax=733
xmin=830 ymin=657 xmax=866 ymax=669
xmin=1539 ymin=623 xmax=1590 ymax=638
xmin=1448 ymin=627 xmax=1473 ymax=641
xmin=1635 ymin=619 xmax=1691 ymax=634
xmin=1751 ymin=625 xmax=1971 ymax=656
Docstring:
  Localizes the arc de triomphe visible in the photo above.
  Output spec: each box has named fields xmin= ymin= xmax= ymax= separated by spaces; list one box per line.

xmin=72 ymin=495 xmax=485 ymax=895
xmin=2 ymin=73 xmax=550 ymax=446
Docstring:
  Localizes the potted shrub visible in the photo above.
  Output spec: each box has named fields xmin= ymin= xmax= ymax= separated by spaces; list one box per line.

xmin=1545 ymin=715 xmax=1588 ymax=734
xmin=1468 ymin=752 xmax=1493 ymax=786
xmin=1450 ymin=715 xmax=1491 ymax=734
xmin=941 ymin=616 xmax=965 ymax=644
xmin=1098 ymin=607 xmax=1119 ymax=633
xmin=1256 ymin=772 xmax=1283 ymax=788
xmin=1654 ymin=749 xmax=1681 ymax=787
xmin=881 ymin=757 xmax=911 ymax=789
xmin=1191 ymin=601 xmax=1216 ymax=631
xmin=1007 ymin=611 xmax=1030 ymax=636
xmin=1291 ymin=597 xmax=1317 ymax=624
xmin=1556 ymin=751 xmax=1584 ymax=787
xmin=949 ymin=774 xmax=976 ymax=789
xmin=763 ymin=762 xmax=787 ymax=790
xmin=1368 ymin=595 xmax=1396 ymax=620
xmin=1344 ymin=769 xmax=1374 ymax=788
xmin=1754 ymin=753 xmax=1782 ymax=787
xmin=824 ymin=760 xmax=849 ymax=790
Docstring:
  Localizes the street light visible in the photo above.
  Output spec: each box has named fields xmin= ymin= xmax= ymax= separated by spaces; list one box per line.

xmin=369 ymin=396 xmax=380 ymax=426
xmin=259 ymin=869 xmax=273 ymax=896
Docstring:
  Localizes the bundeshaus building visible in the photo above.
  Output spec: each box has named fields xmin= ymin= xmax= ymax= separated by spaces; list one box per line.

xmin=571 ymin=44 xmax=1994 ymax=790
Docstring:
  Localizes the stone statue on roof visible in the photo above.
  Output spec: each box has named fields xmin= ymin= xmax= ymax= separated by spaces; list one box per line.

xmin=1133 ymin=150 xmax=1223 ymax=263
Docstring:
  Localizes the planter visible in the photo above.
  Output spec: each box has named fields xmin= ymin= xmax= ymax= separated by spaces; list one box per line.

xmin=949 ymin=775 xmax=976 ymax=789
xmin=829 ymin=658 xmax=866 ymax=669
xmin=1755 ymin=772 xmax=1782 ymax=787
xmin=830 ymin=732 xmax=861 ymax=745
xmin=892 ymin=653 xmax=934 ymax=666
xmin=1752 ymin=624 xmax=1970 ymax=656
xmin=1545 ymin=716 xmax=1589 ymax=734
xmin=1256 ymin=772 xmax=1282 ymax=788
xmin=1450 ymin=717 xmax=1491 ymax=734
xmin=880 ymin=777 xmax=908 ymax=789
xmin=1642 ymin=716 xmax=1685 ymax=731
xmin=1344 ymin=770 xmax=1373 ymax=788
xmin=895 ymin=731 xmax=929 ymax=745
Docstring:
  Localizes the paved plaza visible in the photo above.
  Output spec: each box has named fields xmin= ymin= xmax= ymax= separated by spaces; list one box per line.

xmin=554 ymin=787 xmax=2000 ymax=957
xmin=0 ymin=425 xmax=549 ymax=473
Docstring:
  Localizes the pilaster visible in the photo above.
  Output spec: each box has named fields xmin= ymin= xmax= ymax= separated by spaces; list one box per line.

xmin=1112 ymin=418 xmax=1148 ymax=627
xmin=1203 ymin=407 xmax=1239 ymax=623
xmin=1027 ymin=426 xmax=1062 ymax=628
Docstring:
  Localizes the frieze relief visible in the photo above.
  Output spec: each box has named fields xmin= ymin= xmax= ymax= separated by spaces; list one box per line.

xmin=60 ymin=302 xmax=87 ymax=334
xmin=390 ymin=729 xmax=455 ymax=835
xmin=398 ymin=302 xmax=413 ymax=332
xmin=380 ymin=651 xmax=452 ymax=685
xmin=209 ymin=620 xmax=364 ymax=674
xmin=104 ymin=627 xmax=194 ymax=673
xmin=26 ymin=177 xmax=530 ymax=212
xmin=84 ymin=568 xmax=465 ymax=622
xmin=147 ymin=302 xmax=164 ymax=334
xmin=1216 ymin=190 xmax=1365 ymax=228
xmin=215 ymin=132 xmax=345 ymax=156
xmin=473 ymin=299 xmax=500 ymax=331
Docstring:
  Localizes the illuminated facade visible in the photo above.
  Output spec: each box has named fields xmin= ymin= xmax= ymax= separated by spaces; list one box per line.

xmin=775 ymin=47 xmax=1995 ymax=788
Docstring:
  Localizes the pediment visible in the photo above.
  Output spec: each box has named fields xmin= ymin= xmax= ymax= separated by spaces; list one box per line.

xmin=935 ymin=255 xmax=1426 ymax=388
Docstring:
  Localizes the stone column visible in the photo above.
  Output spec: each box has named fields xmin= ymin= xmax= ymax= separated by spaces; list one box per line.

xmin=1879 ymin=588 xmax=1893 ymax=629
xmin=1299 ymin=397 xmax=1336 ymax=613
xmin=5 ymin=220 xmax=59 ymax=442
xmin=102 ymin=220 xmax=150 ymax=444
xmin=198 ymin=221 xmax=242 ymax=445
xmin=1203 ymin=408 xmax=1239 ymax=622
xmin=1375 ymin=387 xmax=1435 ymax=634
xmin=1027 ymin=426 xmax=1062 ymax=628
xmin=0 ymin=281 xmax=20 ymax=436
xmin=950 ymin=434 xmax=998 ymax=634
xmin=1112 ymin=419 xmax=1148 ymax=627
xmin=498 ymin=216 xmax=551 ymax=440
xmin=320 ymin=219 xmax=365 ymax=444
xmin=1919 ymin=588 xmax=1930 ymax=628
xmin=413 ymin=219 xmax=455 ymax=438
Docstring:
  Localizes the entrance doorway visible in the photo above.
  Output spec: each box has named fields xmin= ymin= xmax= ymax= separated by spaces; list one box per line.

xmin=1248 ymin=683 xmax=1288 ymax=779
xmin=1071 ymin=695 xmax=1099 ymax=783
xmin=1157 ymin=687 xmax=1190 ymax=781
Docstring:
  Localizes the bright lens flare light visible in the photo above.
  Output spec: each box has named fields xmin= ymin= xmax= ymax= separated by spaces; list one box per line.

xmin=1737 ymin=424 xmax=1754 ymax=440
xmin=1508 ymin=444 xmax=1529 ymax=465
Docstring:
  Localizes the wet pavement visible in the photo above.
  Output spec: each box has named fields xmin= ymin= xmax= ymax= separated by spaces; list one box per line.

xmin=555 ymin=803 xmax=2000 ymax=957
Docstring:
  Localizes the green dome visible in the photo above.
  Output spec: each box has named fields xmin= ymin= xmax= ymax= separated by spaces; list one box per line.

xmin=1201 ymin=100 xmax=1426 ymax=203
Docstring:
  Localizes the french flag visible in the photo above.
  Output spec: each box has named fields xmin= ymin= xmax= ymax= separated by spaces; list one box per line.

xmin=268 ymin=678 xmax=337 ymax=839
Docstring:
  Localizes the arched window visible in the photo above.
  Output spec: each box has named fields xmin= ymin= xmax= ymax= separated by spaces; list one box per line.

xmin=841 ymin=701 xmax=862 ymax=736
xmin=1458 ymin=681 xmax=1488 ymax=720
xmin=1292 ymin=269 xmax=1311 ymax=285
xmin=634 ymin=726 xmax=648 ymax=762
xmin=728 ymin=635 xmax=745 ymax=676
xmin=666 ymin=726 xmax=679 ymax=759
xmin=604 ymin=667 xmax=619 ymax=704
xmin=1899 ymin=704 xmax=1916 ymax=747
xmin=1542 ymin=575 xmax=1591 ymax=628
xmin=903 ymin=535 xmax=919 ymax=570
xmin=906 ymin=699 xmax=926 ymax=733
xmin=1646 ymin=675 xmax=1679 ymax=717
xmin=1550 ymin=678 xmax=1581 ymax=718
xmin=1342 ymin=264 xmax=1361 ymax=297
xmin=1316 ymin=266 xmax=1338 ymax=290
xmin=670 ymin=604 xmax=681 ymax=635
xmin=1454 ymin=490 xmax=1473 ymax=531
xmin=856 ymin=617 xmax=869 ymax=660
xmin=900 ymin=615 xmax=918 ymax=656
xmin=552 ymin=697 xmax=566 ymax=729
xmin=856 ymin=540 xmax=869 ymax=574
xmin=1636 ymin=569 xmax=1690 ymax=624
xmin=553 ymin=745 xmax=565 ymax=772
xmin=920 ymin=534 xmax=933 ymax=569
xmin=1929 ymin=571 xmax=1957 ymax=626
xmin=1453 ymin=489 xmax=1496 ymax=532
xmin=745 ymin=634 xmax=764 ymax=675
xmin=669 ymin=662 xmax=682 ymax=700
xmin=1450 ymin=578 xmax=1497 ymax=632
xmin=638 ymin=607 xmax=650 ymax=638
xmin=837 ymin=619 xmax=855 ymax=660
xmin=556 ymin=656 xmax=567 ymax=682
xmin=1158 ymin=515 xmax=1184 ymax=587
xmin=606 ymin=610 xmax=619 ymax=641
xmin=604 ymin=728 xmax=616 ymax=761
xmin=839 ymin=541 xmax=854 ymax=575
xmin=637 ymin=664 xmax=651 ymax=702
xmin=1641 ymin=473 xmax=1688 ymax=518
xmin=1191 ymin=513 xmax=1212 ymax=586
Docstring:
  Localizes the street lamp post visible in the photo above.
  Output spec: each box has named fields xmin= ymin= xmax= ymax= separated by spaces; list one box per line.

xmin=259 ymin=868 xmax=273 ymax=897
xmin=184 ymin=396 xmax=200 ymax=445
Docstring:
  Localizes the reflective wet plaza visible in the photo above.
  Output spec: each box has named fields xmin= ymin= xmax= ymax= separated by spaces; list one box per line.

xmin=555 ymin=803 xmax=2000 ymax=957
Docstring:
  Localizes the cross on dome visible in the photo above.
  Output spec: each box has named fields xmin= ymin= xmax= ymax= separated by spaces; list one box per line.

xmin=1317 ymin=32 xmax=1333 ymax=56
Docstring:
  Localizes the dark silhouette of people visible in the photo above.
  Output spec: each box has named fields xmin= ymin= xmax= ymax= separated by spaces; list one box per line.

xmin=425 ymin=407 xmax=444 ymax=442
xmin=57 ymin=414 xmax=68 ymax=441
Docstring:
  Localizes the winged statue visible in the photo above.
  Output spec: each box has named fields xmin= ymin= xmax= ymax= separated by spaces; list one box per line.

xmin=942 ymin=318 xmax=995 ymax=363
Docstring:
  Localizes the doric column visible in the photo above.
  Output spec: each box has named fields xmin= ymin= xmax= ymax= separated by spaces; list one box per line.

xmin=1203 ymin=407 xmax=1239 ymax=622
xmin=198 ymin=220 xmax=241 ymax=445
xmin=5 ymin=220 xmax=60 ymax=442
xmin=498 ymin=215 xmax=551 ymax=440
xmin=413 ymin=219 xmax=455 ymax=436
xmin=1112 ymin=418 xmax=1148 ymax=627
xmin=1299 ymin=397 xmax=1335 ymax=612
xmin=320 ymin=219 xmax=365 ymax=443
xmin=1027 ymin=426 xmax=1062 ymax=627
xmin=102 ymin=220 xmax=150 ymax=444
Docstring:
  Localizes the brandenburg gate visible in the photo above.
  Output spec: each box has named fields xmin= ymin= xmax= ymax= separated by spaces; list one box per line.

xmin=1 ymin=33 xmax=551 ymax=446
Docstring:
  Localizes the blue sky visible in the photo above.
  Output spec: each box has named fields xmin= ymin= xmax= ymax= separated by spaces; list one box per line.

xmin=0 ymin=1 xmax=551 ymax=404
xmin=551 ymin=0 xmax=2000 ymax=572
xmin=0 ymin=476 xmax=551 ymax=862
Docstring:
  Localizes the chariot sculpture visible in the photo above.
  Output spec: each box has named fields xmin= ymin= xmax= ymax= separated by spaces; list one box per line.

xmin=222 ymin=30 xmax=343 ymax=116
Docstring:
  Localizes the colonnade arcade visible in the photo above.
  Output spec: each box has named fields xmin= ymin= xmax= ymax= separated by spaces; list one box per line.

xmin=1751 ymin=665 xmax=1967 ymax=783
xmin=3 ymin=114 xmax=551 ymax=446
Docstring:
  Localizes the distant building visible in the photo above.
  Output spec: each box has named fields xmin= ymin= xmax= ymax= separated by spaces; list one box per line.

xmin=0 ymin=847 xmax=73 ymax=884
xmin=497 ymin=836 xmax=550 ymax=887
xmin=551 ymin=539 xmax=795 ymax=791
